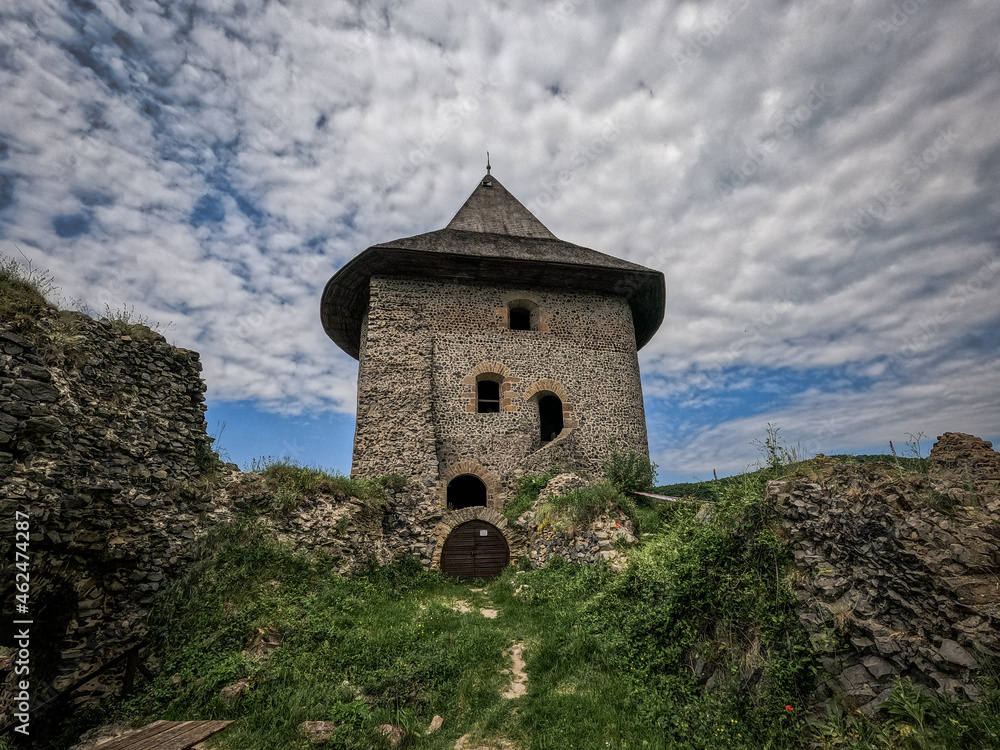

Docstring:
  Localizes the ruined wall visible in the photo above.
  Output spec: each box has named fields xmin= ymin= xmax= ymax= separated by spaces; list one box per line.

xmin=770 ymin=436 xmax=1000 ymax=714
xmin=511 ymin=472 xmax=635 ymax=569
xmin=352 ymin=275 xmax=649 ymax=504
xmin=0 ymin=312 xmax=217 ymax=708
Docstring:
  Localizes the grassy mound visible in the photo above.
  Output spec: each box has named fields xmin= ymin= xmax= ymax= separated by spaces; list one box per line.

xmin=26 ymin=457 xmax=999 ymax=750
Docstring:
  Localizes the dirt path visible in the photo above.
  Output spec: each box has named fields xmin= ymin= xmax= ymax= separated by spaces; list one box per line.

xmin=502 ymin=642 xmax=528 ymax=699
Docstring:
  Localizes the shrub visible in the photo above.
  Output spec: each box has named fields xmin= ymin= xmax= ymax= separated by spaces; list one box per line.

xmin=502 ymin=469 xmax=557 ymax=525
xmin=603 ymin=439 xmax=657 ymax=493
xmin=536 ymin=481 xmax=636 ymax=531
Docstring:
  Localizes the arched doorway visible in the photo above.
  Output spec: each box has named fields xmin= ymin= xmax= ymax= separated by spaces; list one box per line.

xmin=440 ymin=520 xmax=510 ymax=580
xmin=538 ymin=394 xmax=564 ymax=443
xmin=447 ymin=475 xmax=487 ymax=510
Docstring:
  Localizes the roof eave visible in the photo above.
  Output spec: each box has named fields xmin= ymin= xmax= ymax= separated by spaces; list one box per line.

xmin=321 ymin=245 xmax=665 ymax=359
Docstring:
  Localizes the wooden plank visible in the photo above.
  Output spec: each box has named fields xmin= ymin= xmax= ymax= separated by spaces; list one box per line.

xmin=93 ymin=720 xmax=234 ymax=750
xmin=152 ymin=720 xmax=235 ymax=750
xmin=94 ymin=721 xmax=179 ymax=750
xmin=441 ymin=521 xmax=510 ymax=580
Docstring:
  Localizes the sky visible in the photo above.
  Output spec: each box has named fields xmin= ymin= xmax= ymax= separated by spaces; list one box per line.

xmin=1 ymin=0 xmax=998 ymax=484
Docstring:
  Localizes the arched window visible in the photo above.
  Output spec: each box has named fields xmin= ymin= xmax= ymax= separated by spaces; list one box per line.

xmin=447 ymin=475 xmax=488 ymax=510
xmin=477 ymin=379 xmax=500 ymax=413
xmin=509 ymin=306 xmax=531 ymax=331
xmin=539 ymin=395 xmax=564 ymax=443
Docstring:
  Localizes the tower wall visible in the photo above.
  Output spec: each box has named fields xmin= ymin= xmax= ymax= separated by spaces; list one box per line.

xmin=352 ymin=275 xmax=649 ymax=502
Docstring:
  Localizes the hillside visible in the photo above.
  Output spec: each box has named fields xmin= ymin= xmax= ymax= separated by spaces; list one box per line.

xmin=20 ymin=448 xmax=997 ymax=750
xmin=2 ymin=260 xmax=999 ymax=750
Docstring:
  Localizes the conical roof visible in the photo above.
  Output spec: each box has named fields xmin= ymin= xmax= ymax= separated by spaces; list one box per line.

xmin=445 ymin=174 xmax=557 ymax=239
xmin=321 ymin=173 xmax=665 ymax=359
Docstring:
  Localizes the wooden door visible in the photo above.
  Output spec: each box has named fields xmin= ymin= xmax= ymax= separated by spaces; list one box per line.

xmin=440 ymin=521 xmax=510 ymax=580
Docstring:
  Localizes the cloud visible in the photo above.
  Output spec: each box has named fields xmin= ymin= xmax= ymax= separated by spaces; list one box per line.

xmin=1 ymin=0 xmax=998 ymax=476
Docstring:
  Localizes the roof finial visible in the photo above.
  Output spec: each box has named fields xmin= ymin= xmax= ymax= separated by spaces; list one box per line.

xmin=486 ymin=151 xmax=491 ymax=174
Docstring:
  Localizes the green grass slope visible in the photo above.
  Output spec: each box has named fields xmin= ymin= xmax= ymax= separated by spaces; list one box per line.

xmin=35 ymin=457 xmax=998 ymax=750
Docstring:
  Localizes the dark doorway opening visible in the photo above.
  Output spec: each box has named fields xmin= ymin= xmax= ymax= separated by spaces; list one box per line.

xmin=477 ymin=380 xmax=500 ymax=413
xmin=539 ymin=395 xmax=564 ymax=443
xmin=447 ymin=475 xmax=487 ymax=510
xmin=509 ymin=306 xmax=531 ymax=330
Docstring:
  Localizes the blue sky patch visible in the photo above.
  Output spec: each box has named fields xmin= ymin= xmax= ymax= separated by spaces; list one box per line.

xmin=53 ymin=213 xmax=91 ymax=238
xmin=206 ymin=399 xmax=355 ymax=474
xmin=191 ymin=194 xmax=225 ymax=226
xmin=646 ymin=364 xmax=874 ymax=435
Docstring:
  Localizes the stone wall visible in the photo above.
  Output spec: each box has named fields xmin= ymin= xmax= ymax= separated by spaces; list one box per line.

xmin=220 ymin=471 xmax=444 ymax=572
xmin=0 ymin=311 xmax=217 ymax=710
xmin=928 ymin=432 xmax=1000 ymax=484
xmin=770 ymin=437 xmax=1000 ymax=713
xmin=513 ymin=472 xmax=635 ymax=569
xmin=353 ymin=275 xmax=649 ymax=502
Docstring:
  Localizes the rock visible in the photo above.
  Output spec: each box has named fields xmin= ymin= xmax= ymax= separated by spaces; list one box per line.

xmin=10 ymin=378 xmax=60 ymax=402
xmin=938 ymin=639 xmax=978 ymax=669
xmin=427 ymin=715 xmax=444 ymax=734
xmin=219 ymin=678 xmax=251 ymax=704
xmin=245 ymin=626 xmax=283 ymax=660
xmin=298 ymin=721 xmax=340 ymax=743
xmin=862 ymin=655 xmax=897 ymax=679
xmin=376 ymin=724 xmax=405 ymax=747
xmin=771 ymin=438 xmax=1000 ymax=711
xmin=537 ymin=472 xmax=590 ymax=500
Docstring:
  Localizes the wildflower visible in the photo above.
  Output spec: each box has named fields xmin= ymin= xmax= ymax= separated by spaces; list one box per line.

xmin=785 ymin=705 xmax=794 ymax=711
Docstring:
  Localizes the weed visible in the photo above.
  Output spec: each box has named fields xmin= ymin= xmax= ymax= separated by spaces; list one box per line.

xmin=926 ymin=489 xmax=958 ymax=515
xmin=100 ymin=303 xmax=173 ymax=342
xmin=751 ymin=423 xmax=800 ymax=474
xmin=884 ymin=676 xmax=934 ymax=732
xmin=904 ymin=431 xmax=928 ymax=460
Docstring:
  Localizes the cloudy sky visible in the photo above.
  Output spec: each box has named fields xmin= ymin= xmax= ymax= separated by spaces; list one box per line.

xmin=2 ymin=0 xmax=997 ymax=482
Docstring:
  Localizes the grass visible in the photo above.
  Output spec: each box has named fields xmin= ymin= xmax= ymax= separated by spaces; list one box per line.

xmin=503 ymin=470 xmax=557 ymax=526
xmin=534 ymin=481 xmax=636 ymax=532
xmin=0 ymin=251 xmax=56 ymax=332
xmin=46 ymin=468 xmax=813 ymax=750
xmin=99 ymin=303 xmax=170 ymax=342
xmin=235 ymin=457 xmax=409 ymax=515
xmin=35 ymin=456 xmax=1000 ymax=750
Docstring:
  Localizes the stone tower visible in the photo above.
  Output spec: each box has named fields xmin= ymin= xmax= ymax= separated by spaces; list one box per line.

xmin=321 ymin=169 xmax=664 ymax=530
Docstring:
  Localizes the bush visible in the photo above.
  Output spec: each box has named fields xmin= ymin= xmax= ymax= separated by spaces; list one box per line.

xmin=536 ymin=481 xmax=636 ymax=531
xmin=603 ymin=439 xmax=657 ymax=493
xmin=502 ymin=469 xmax=557 ymax=525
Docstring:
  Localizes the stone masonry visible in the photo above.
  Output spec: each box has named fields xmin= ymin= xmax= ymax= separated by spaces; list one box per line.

xmin=353 ymin=275 xmax=649 ymax=498
xmin=0 ymin=311 xmax=216 ymax=711
xmin=769 ymin=437 xmax=1000 ymax=713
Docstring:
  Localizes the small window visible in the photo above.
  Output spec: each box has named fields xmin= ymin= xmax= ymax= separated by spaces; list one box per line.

xmin=509 ymin=306 xmax=531 ymax=330
xmin=477 ymin=380 xmax=500 ymax=413
xmin=539 ymin=395 xmax=563 ymax=443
